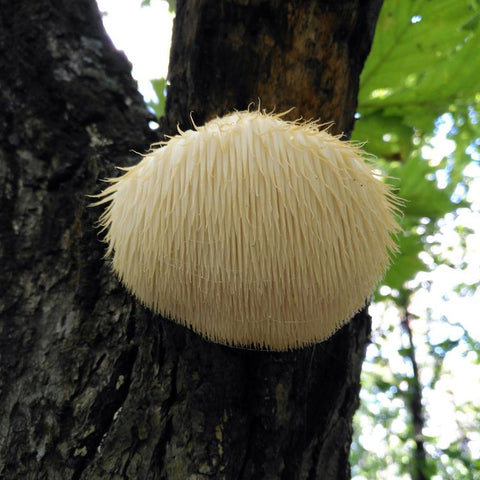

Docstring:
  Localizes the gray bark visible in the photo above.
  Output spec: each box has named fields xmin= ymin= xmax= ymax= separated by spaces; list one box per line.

xmin=0 ymin=0 xmax=382 ymax=478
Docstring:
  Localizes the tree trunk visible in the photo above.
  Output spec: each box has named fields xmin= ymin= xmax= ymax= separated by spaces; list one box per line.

xmin=0 ymin=1 xmax=382 ymax=479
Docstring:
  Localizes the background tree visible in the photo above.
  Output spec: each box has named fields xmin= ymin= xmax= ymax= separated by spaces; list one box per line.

xmin=0 ymin=1 xmax=384 ymax=479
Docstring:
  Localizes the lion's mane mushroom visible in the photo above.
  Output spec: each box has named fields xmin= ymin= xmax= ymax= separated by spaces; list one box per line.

xmin=94 ymin=110 xmax=400 ymax=350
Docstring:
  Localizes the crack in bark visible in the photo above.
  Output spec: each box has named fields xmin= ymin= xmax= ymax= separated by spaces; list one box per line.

xmin=235 ymin=412 xmax=255 ymax=480
xmin=71 ymin=346 xmax=138 ymax=480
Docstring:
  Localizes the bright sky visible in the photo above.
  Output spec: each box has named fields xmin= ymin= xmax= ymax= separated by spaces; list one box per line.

xmin=96 ymin=0 xmax=173 ymax=101
xmin=96 ymin=0 xmax=480 ymax=467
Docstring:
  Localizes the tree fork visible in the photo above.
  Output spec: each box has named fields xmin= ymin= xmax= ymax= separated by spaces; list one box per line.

xmin=0 ymin=0 xmax=383 ymax=478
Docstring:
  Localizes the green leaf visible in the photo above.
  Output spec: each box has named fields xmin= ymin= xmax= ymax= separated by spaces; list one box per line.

xmin=359 ymin=0 xmax=480 ymax=118
xmin=141 ymin=0 xmax=176 ymax=13
xmin=148 ymin=77 xmax=167 ymax=119
xmin=390 ymin=154 xmax=457 ymax=220
xmin=380 ymin=231 xmax=426 ymax=292
xmin=353 ymin=112 xmax=413 ymax=161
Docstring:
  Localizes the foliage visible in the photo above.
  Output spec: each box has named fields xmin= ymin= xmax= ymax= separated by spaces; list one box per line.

xmin=351 ymin=0 xmax=480 ymax=478
xmin=148 ymin=77 xmax=167 ymax=118
xmin=142 ymin=0 xmax=175 ymax=12
xmin=355 ymin=0 xmax=479 ymax=299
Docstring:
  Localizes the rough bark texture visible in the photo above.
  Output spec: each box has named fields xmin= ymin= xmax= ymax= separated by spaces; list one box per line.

xmin=0 ymin=0 xmax=382 ymax=479
xmin=165 ymin=0 xmax=383 ymax=136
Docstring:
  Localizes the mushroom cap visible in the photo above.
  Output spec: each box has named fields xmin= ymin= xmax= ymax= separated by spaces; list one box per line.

xmin=95 ymin=111 xmax=400 ymax=350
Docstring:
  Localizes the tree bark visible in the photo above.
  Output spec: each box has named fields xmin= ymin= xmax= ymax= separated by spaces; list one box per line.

xmin=0 ymin=0 xmax=382 ymax=479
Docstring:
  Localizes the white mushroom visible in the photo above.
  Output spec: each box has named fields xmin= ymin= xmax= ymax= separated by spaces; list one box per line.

xmin=93 ymin=110 xmax=401 ymax=350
